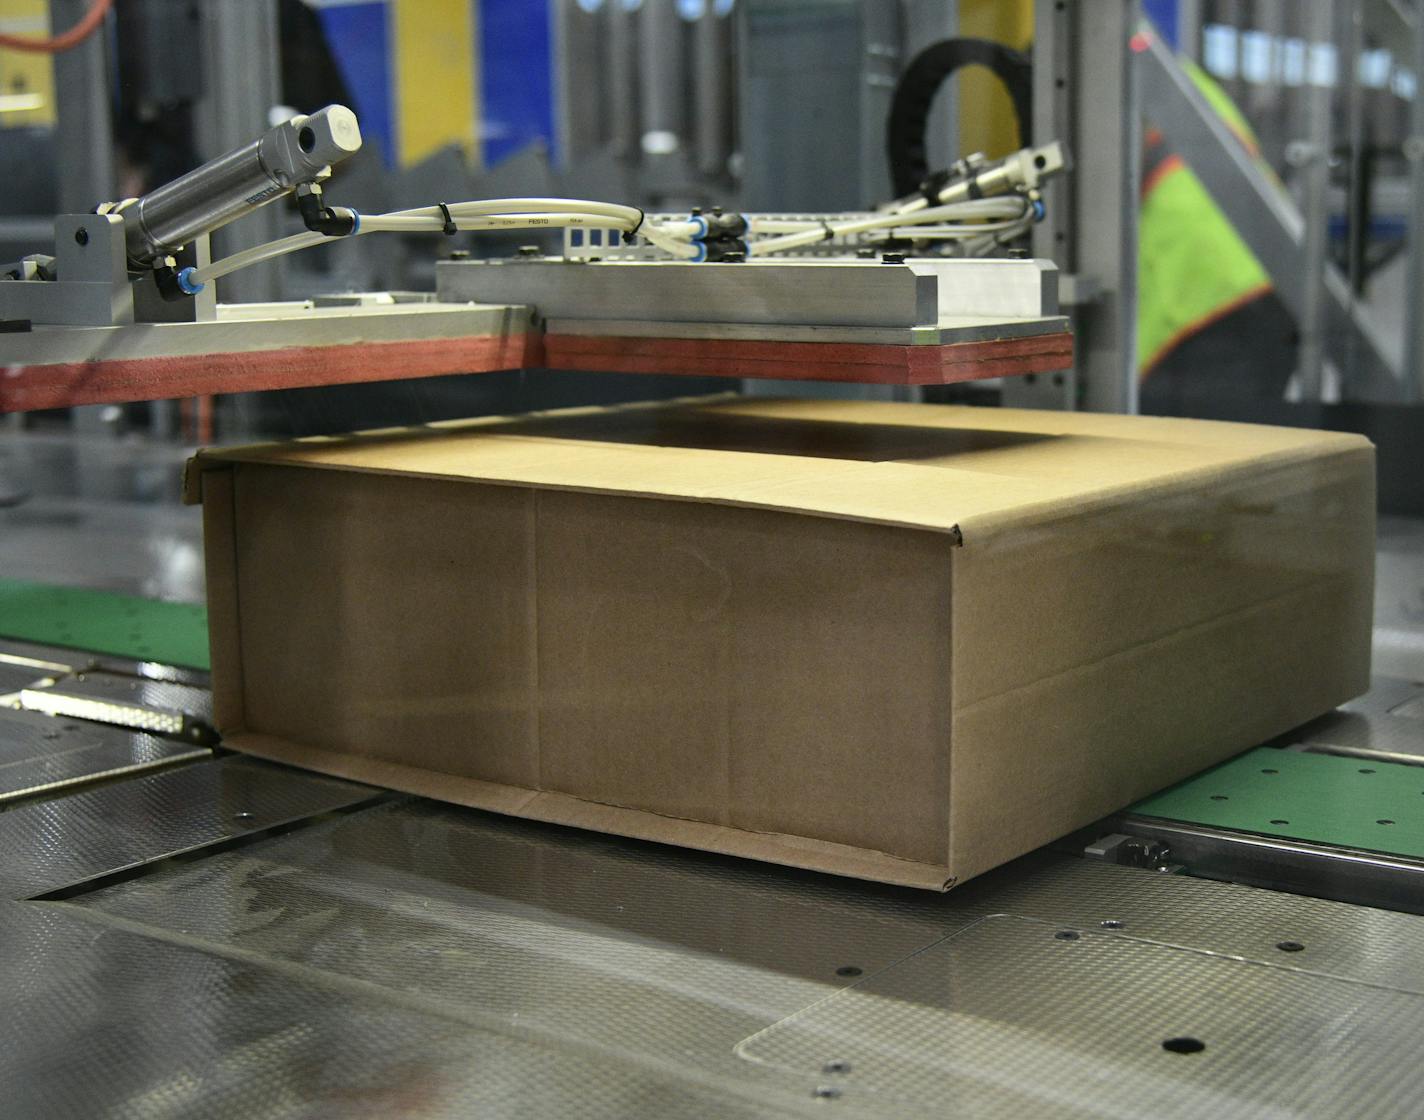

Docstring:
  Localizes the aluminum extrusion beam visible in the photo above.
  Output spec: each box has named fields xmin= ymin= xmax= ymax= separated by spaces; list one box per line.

xmin=1014 ymin=0 xmax=1138 ymax=413
xmin=1406 ymin=1 xmax=1424 ymax=402
xmin=1137 ymin=26 xmax=1404 ymax=402
xmin=0 ymin=302 xmax=537 ymax=412
xmin=1115 ymin=814 xmax=1424 ymax=917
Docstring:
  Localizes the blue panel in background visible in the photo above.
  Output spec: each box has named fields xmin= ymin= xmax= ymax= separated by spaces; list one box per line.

xmin=480 ymin=0 xmax=556 ymax=168
xmin=315 ymin=1 xmax=396 ymax=168
xmin=1143 ymin=0 xmax=1181 ymax=51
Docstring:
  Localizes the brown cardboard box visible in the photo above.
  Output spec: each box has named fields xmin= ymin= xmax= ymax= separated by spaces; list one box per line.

xmin=185 ymin=397 xmax=1375 ymax=890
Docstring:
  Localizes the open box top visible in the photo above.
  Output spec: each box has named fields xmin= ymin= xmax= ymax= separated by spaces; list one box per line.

xmin=185 ymin=395 xmax=1370 ymax=541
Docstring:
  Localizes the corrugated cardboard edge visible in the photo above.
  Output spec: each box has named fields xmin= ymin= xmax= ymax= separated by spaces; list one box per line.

xmin=227 ymin=730 xmax=956 ymax=891
xmin=182 ymin=399 xmax=1373 ymax=547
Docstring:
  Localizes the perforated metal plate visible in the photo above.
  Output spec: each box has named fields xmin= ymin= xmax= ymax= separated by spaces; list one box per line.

xmin=0 ymin=756 xmax=379 ymax=899
xmin=1 ymin=899 xmax=810 ymax=1120
xmin=0 ymin=706 xmax=207 ymax=802
xmin=66 ymin=801 xmax=1424 ymax=1118
xmin=737 ymin=913 xmax=1424 ymax=1118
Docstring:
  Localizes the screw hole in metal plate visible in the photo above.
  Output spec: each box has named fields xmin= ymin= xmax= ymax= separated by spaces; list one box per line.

xmin=1162 ymin=1037 xmax=1205 ymax=1055
xmin=835 ymin=966 xmax=862 ymax=978
xmin=1276 ymin=940 xmax=1305 ymax=953
xmin=1054 ymin=930 xmax=1080 ymax=941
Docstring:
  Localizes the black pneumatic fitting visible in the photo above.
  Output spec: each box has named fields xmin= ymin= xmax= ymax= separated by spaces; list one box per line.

xmin=703 ymin=237 xmax=748 ymax=262
xmin=297 ymin=187 xmax=358 ymax=237
xmin=703 ymin=211 xmax=748 ymax=238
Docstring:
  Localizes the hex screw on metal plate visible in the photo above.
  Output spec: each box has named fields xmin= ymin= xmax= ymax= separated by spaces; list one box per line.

xmin=233 ymin=811 xmax=255 ymax=822
xmin=1054 ymin=930 xmax=1080 ymax=941
xmin=822 ymin=1060 xmax=851 ymax=1075
xmin=1101 ymin=919 xmax=1125 ymax=930
xmin=1277 ymin=940 xmax=1305 ymax=953
xmin=812 ymin=1085 xmax=843 ymax=1100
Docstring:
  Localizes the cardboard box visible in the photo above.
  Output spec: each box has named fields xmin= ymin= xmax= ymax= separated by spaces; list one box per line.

xmin=186 ymin=398 xmax=1375 ymax=890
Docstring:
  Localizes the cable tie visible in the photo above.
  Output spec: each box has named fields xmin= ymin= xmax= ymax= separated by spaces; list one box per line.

xmin=437 ymin=203 xmax=458 ymax=236
xmin=624 ymin=207 xmax=646 ymax=245
xmin=820 ymin=220 xmax=835 ymax=243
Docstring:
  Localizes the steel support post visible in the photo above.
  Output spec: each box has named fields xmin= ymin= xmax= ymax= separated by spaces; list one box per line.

xmin=50 ymin=0 xmax=114 ymax=215
xmin=1294 ymin=0 xmax=1335 ymax=400
xmin=1406 ymin=1 xmax=1424 ymax=402
xmin=194 ymin=0 xmax=283 ymax=306
xmin=1012 ymin=0 xmax=1138 ymax=412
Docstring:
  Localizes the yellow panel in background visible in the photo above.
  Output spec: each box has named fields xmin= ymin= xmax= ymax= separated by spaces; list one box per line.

xmin=392 ymin=0 xmax=478 ymax=168
xmin=957 ymin=0 xmax=1032 ymax=160
xmin=0 ymin=0 xmax=56 ymax=128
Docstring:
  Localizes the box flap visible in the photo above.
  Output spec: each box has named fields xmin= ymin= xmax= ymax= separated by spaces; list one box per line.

xmin=226 ymin=729 xmax=956 ymax=890
xmin=188 ymin=397 xmax=1371 ymax=540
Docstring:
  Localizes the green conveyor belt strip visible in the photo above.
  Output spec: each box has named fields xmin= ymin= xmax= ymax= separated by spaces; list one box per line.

xmin=1131 ymin=746 xmax=1424 ymax=858
xmin=0 ymin=579 xmax=209 ymax=670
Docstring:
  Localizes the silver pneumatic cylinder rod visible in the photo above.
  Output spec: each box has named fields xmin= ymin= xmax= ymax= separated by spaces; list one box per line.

xmin=114 ymin=104 xmax=362 ymax=267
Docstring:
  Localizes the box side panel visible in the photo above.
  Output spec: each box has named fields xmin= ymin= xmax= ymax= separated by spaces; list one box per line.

xmin=199 ymin=466 xmax=247 ymax=733
xmin=535 ymin=492 xmax=953 ymax=866
xmin=947 ymin=447 xmax=1376 ymax=884
xmin=232 ymin=465 xmax=539 ymax=788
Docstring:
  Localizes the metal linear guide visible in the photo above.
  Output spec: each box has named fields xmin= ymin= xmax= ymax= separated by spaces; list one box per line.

xmin=437 ymin=257 xmax=1072 ymax=386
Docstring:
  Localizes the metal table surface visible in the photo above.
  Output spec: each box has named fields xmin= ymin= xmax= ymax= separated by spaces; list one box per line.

xmin=9 ymin=772 xmax=1424 ymax=1119
xmin=3 ymin=651 xmax=1424 ymax=1118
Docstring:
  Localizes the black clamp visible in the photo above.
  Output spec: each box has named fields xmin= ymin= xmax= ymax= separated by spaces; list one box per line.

xmin=919 ymin=169 xmax=951 ymax=208
xmin=437 ymin=203 xmax=458 ymax=236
